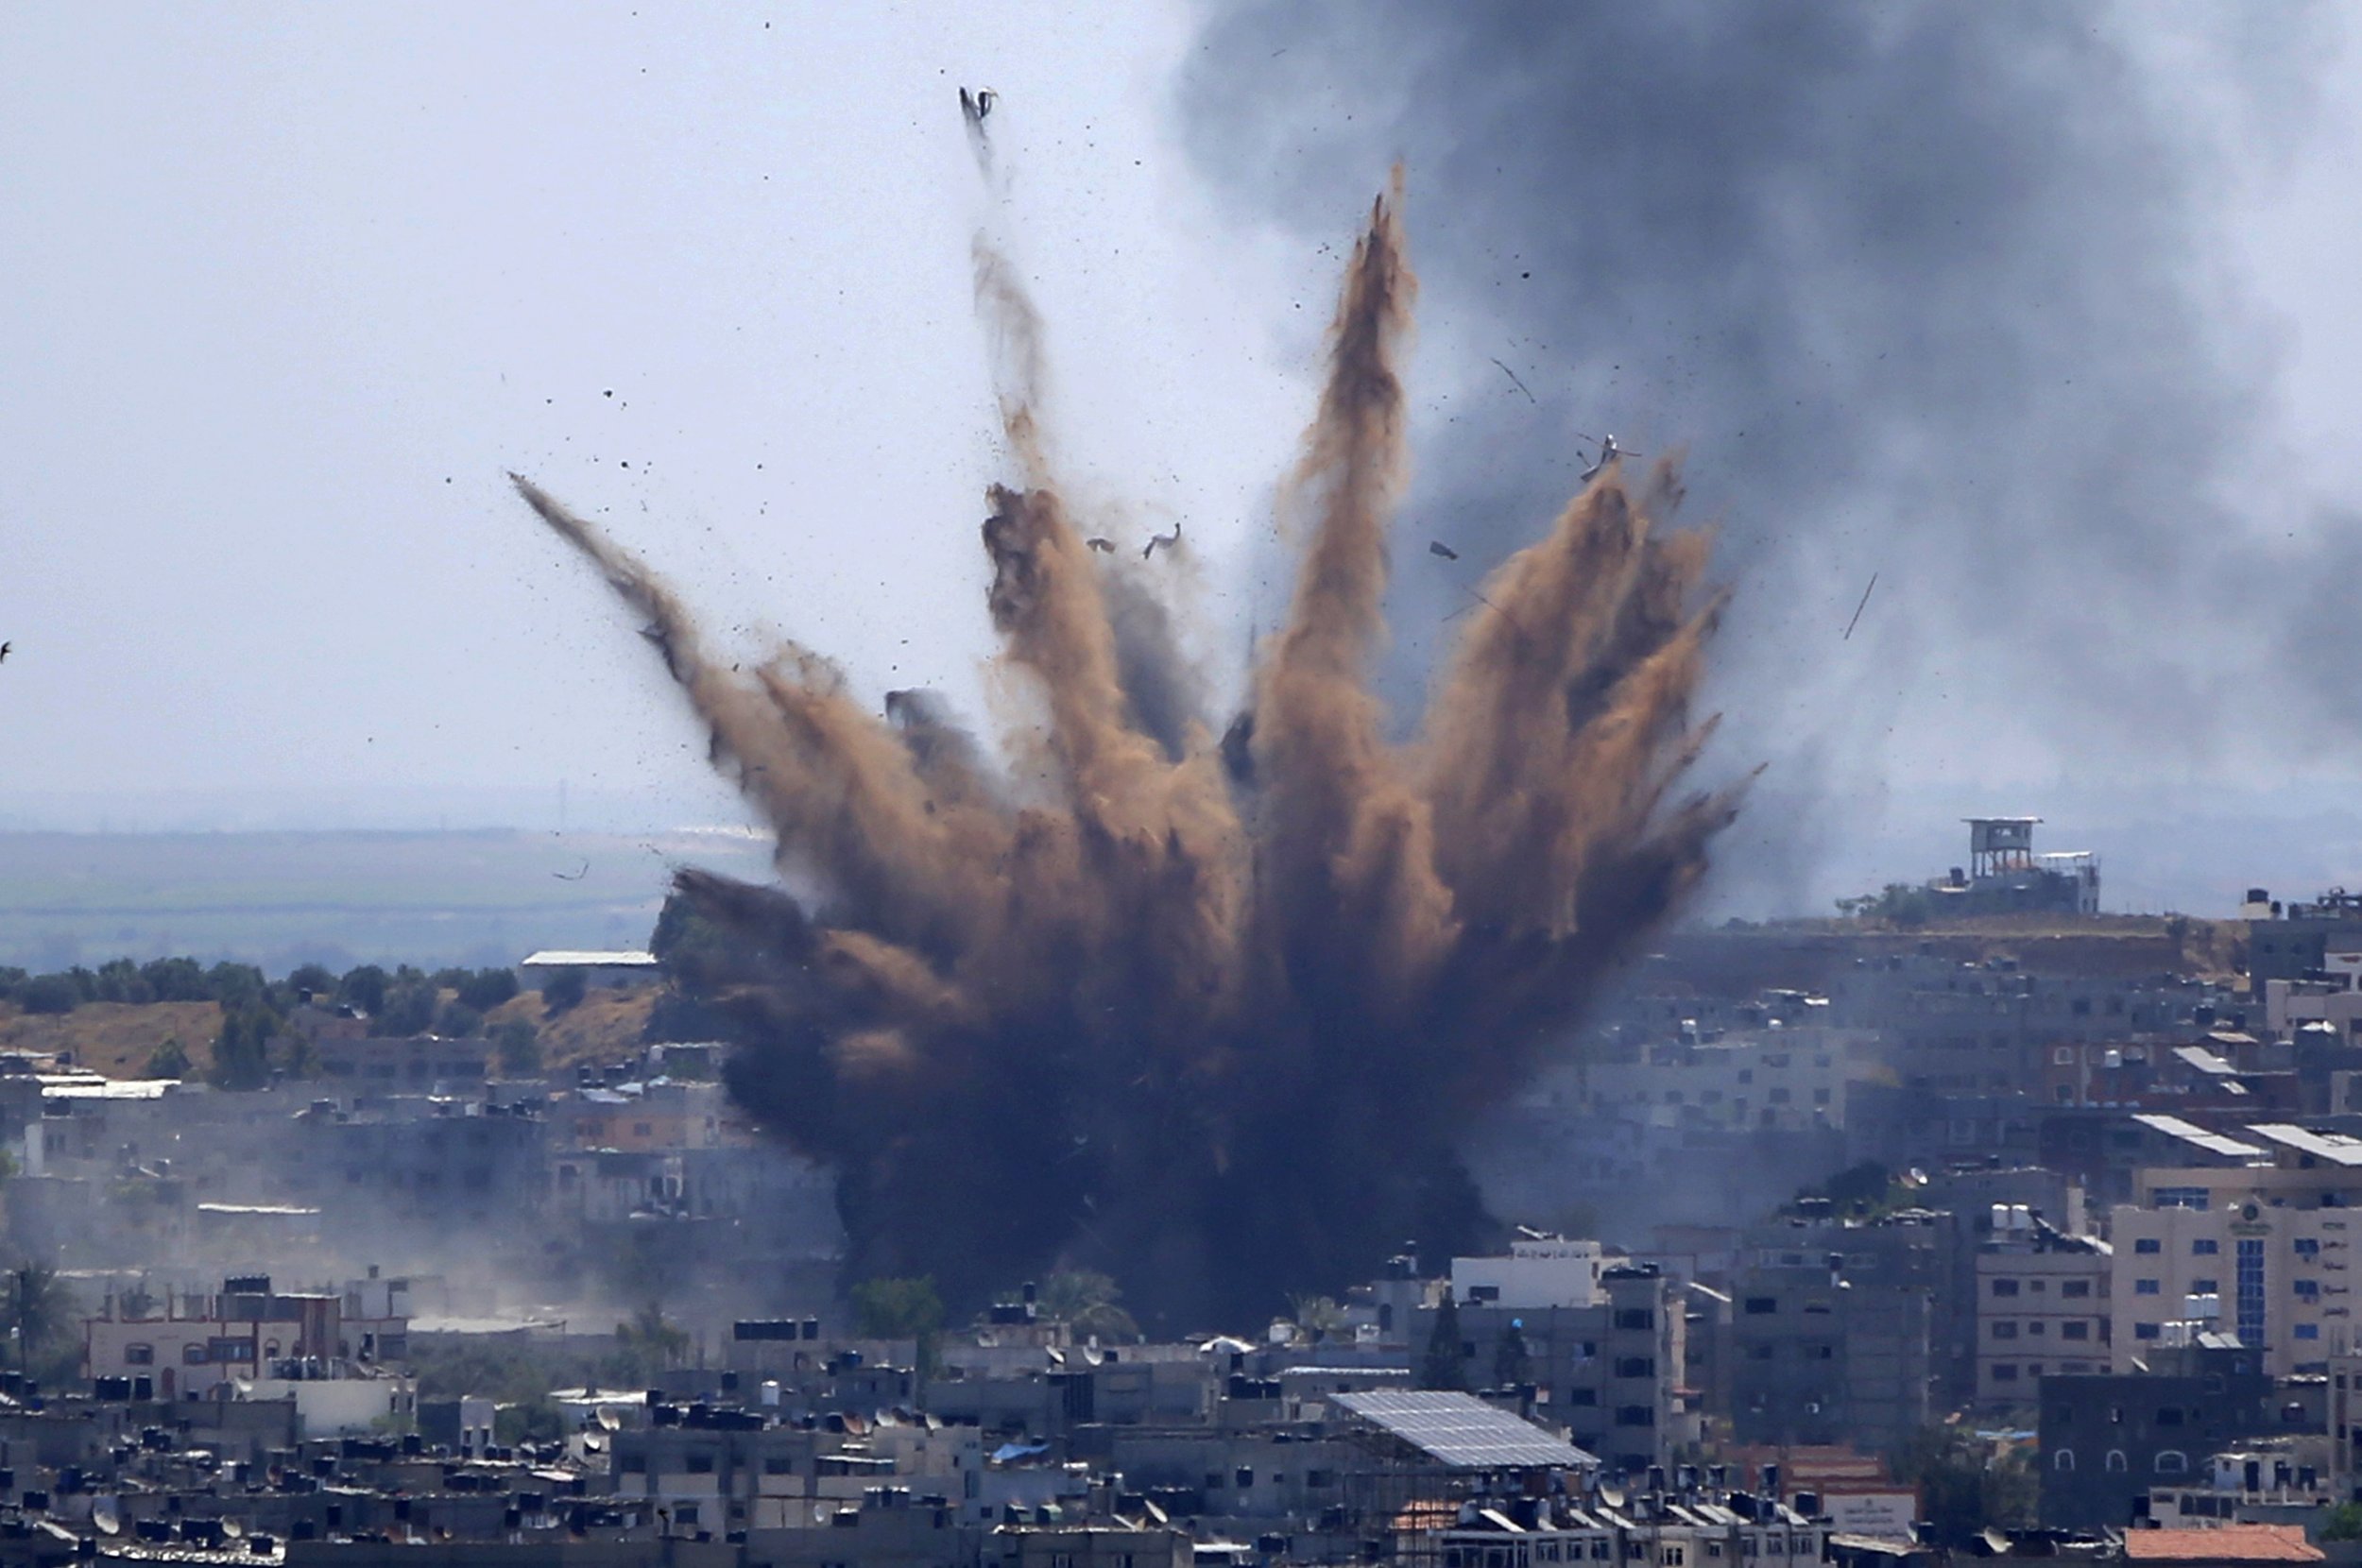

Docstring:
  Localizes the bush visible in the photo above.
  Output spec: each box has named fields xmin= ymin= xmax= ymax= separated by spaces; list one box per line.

xmin=16 ymin=974 xmax=80 ymax=1015
xmin=456 ymin=968 xmax=520 ymax=1012
xmin=492 ymin=1019 xmax=542 ymax=1078
xmin=377 ymin=982 xmax=436 ymax=1037
xmin=541 ymin=969 xmax=588 ymax=1014
xmin=337 ymin=965 xmax=389 ymax=1015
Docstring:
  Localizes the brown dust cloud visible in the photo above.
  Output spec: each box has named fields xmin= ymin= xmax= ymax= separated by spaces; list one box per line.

xmin=514 ymin=178 xmax=1744 ymax=1329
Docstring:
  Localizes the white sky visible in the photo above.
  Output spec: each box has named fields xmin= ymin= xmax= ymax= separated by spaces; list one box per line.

xmin=4 ymin=4 xmax=2362 ymax=907
xmin=0 ymin=1 xmax=1322 ymax=829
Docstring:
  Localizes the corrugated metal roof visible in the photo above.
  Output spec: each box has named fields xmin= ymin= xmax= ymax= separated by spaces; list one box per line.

xmin=2128 ymin=1114 xmax=2267 ymax=1160
xmin=2249 ymin=1123 xmax=2362 ymax=1167
xmin=1333 ymin=1389 xmax=1598 ymax=1470
xmin=520 ymin=949 xmax=659 ymax=967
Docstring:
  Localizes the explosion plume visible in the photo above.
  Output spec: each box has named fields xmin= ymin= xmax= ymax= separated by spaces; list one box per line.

xmin=515 ymin=183 xmax=1741 ymax=1328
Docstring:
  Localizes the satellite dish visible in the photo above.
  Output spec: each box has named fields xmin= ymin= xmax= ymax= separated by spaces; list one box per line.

xmin=91 ymin=1500 xmax=120 ymax=1538
xmin=1598 ymin=1483 xmax=1627 ymax=1510
xmin=222 ymin=1520 xmax=245 ymax=1541
xmin=595 ymin=1409 xmax=620 ymax=1432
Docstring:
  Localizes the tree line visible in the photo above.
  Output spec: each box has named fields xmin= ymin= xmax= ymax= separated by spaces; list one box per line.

xmin=0 ymin=959 xmax=546 ymax=1089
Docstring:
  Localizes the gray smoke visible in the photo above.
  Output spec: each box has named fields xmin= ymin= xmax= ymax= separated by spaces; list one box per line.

xmin=1183 ymin=1 xmax=2346 ymax=911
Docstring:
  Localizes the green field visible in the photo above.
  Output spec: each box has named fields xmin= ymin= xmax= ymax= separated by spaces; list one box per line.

xmin=0 ymin=828 xmax=778 ymax=970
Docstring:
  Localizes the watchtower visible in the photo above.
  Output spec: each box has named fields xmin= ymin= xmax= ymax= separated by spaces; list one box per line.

xmin=1964 ymin=817 xmax=2040 ymax=880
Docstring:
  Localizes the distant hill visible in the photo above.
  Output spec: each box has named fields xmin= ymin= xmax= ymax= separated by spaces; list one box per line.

xmin=0 ymin=827 xmax=775 ymax=970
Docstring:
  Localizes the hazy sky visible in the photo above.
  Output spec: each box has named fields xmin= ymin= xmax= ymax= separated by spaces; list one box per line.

xmin=7 ymin=3 xmax=2362 ymax=912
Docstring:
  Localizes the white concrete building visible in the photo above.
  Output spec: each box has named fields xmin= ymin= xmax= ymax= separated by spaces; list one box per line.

xmin=2110 ymin=1125 xmax=2362 ymax=1376
xmin=1450 ymin=1235 xmax=1607 ymax=1310
xmin=1974 ymin=1208 xmax=2112 ymax=1407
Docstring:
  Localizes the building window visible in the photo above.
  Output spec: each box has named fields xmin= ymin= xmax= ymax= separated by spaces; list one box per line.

xmin=1992 ymin=1321 xmax=2019 ymax=1340
xmin=2298 ymin=1323 xmax=2322 ymax=1341
xmin=123 ymin=1343 xmax=154 ymax=1365
xmin=2193 ymin=1278 xmax=2219 ymax=1294
xmin=2107 ymin=1451 xmax=2128 ymax=1473
xmin=2298 ymin=1238 xmax=2322 ymax=1260
xmin=1993 ymin=1364 xmax=2019 ymax=1382
xmin=2239 ymin=1237 xmax=2268 ymax=1347
xmin=1744 ymin=1298 xmax=1777 ymax=1315
xmin=2062 ymin=1280 xmax=2093 ymax=1298
xmin=2134 ymin=1239 xmax=2162 ymax=1255
xmin=2135 ymin=1323 xmax=2162 ymax=1340
xmin=2155 ymin=1188 xmax=2211 ymax=1211
xmin=2136 ymin=1280 xmax=2161 ymax=1296
xmin=2062 ymin=1321 xmax=2090 ymax=1340
xmin=2194 ymin=1239 xmax=2220 ymax=1255
xmin=2054 ymin=1450 xmax=2075 ymax=1472
xmin=2156 ymin=1451 xmax=2188 ymax=1474
xmin=1991 ymin=1278 xmax=2021 ymax=1298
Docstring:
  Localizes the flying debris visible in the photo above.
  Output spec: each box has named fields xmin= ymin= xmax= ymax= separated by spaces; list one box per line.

xmin=1087 ymin=537 xmax=1116 ymax=554
xmin=1428 ymin=540 xmax=1460 ymax=561
xmin=1141 ymin=520 xmax=1182 ymax=560
xmin=1577 ymin=433 xmax=1638 ymax=482
xmin=516 ymin=179 xmax=1740 ymax=1327
xmin=554 ymin=860 xmax=590 ymax=881
xmin=1843 ymin=571 xmax=1880 ymax=640
xmin=1488 ymin=357 xmax=1537 ymax=404
xmin=0 ymin=641 xmax=10 ymax=663
xmin=959 ymin=87 xmax=997 ymax=126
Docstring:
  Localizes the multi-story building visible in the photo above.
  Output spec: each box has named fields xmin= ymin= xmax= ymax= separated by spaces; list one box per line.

xmin=83 ymin=1272 xmax=416 ymax=1435
xmin=1423 ymin=1248 xmax=1689 ymax=1472
xmin=2110 ymin=1125 xmax=2362 ymax=1375
xmin=2039 ymin=1337 xmax=2272 ymax=1529
xmin=1973 ymin=1210 xmax=2111 ymax=1409
xmin=1727 ymin=1212 xmax=1944 ymax=1454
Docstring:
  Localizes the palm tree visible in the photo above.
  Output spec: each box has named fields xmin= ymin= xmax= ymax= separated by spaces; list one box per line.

xmin=1037 ymin=1270 xmax=1139 ymax=1343
xmin=0 ymin=1262 xmax=71 ymax=1382
xmin=612 ymin=1304 xmax=689 ymax=1383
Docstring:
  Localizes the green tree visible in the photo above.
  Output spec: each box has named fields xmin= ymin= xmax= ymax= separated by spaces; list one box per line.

xmin=1890 ymin=1424 xmax=2035 ymax=1546
xmin=2322 ymin=1504 xmax=2362 ymax=1543
xmin=1493 ymin=1318 xmax=1532 ymax=1389
xmin=205 ymin=962 xmax=269 ymax=1011
xmin=492 ymin=1018 xmax=543 ymax=1078
xmin=378 ymin=982 xmax=436 ymax=1037
xmin=0 ymin=1262 xmax=74 ymax=1382
xmin=1421 ymin=1293 xmax=1467 ymax=1390
xmin=435 ymin=999 xmax=485 ymax=1038
xmin=285 ymin=963 xmax=338 ymax=1002
xmin=457 ymin=968 xmax=521 ymax=1012
xmin=16 ymin=974 xmax=79 ymax=1016
xmin=337 ymin=964 xmax=389 ymax=1015
xmin=94 ymin=959 xmax=153 ymax=1005
xmin=542 ymin=968 xmax=589 ymax=1014
xmin=1038 ymin=1270 xmax=1140 ymax=1343
xmin=141 ymin=957 xmax=210 ymax=1001
xmin=610 ymin=1304 xmax=690 ymax=1384
xmin=850 ymin=1276 xmax=945 ymax=1378
xmin=145 ymin=1038 xmax=192 ymax=1080
xmin=209 ymin=1005 xmax=279 ymax=1089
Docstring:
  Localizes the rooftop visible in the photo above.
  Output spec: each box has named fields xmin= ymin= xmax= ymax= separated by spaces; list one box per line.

xmin=2120 ymin=1525 xmax=2322 ymax=1563
xmin=520 ymin=949 xmax=659 ymax=967
xmin=2248 ymin=1123 xmax=2362 ymax=1167
xmin=1333 ymin=1389 xmax=1598 ymax=1471
xmin=2128 ymin=1114 xmax=2268 ymax=1162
